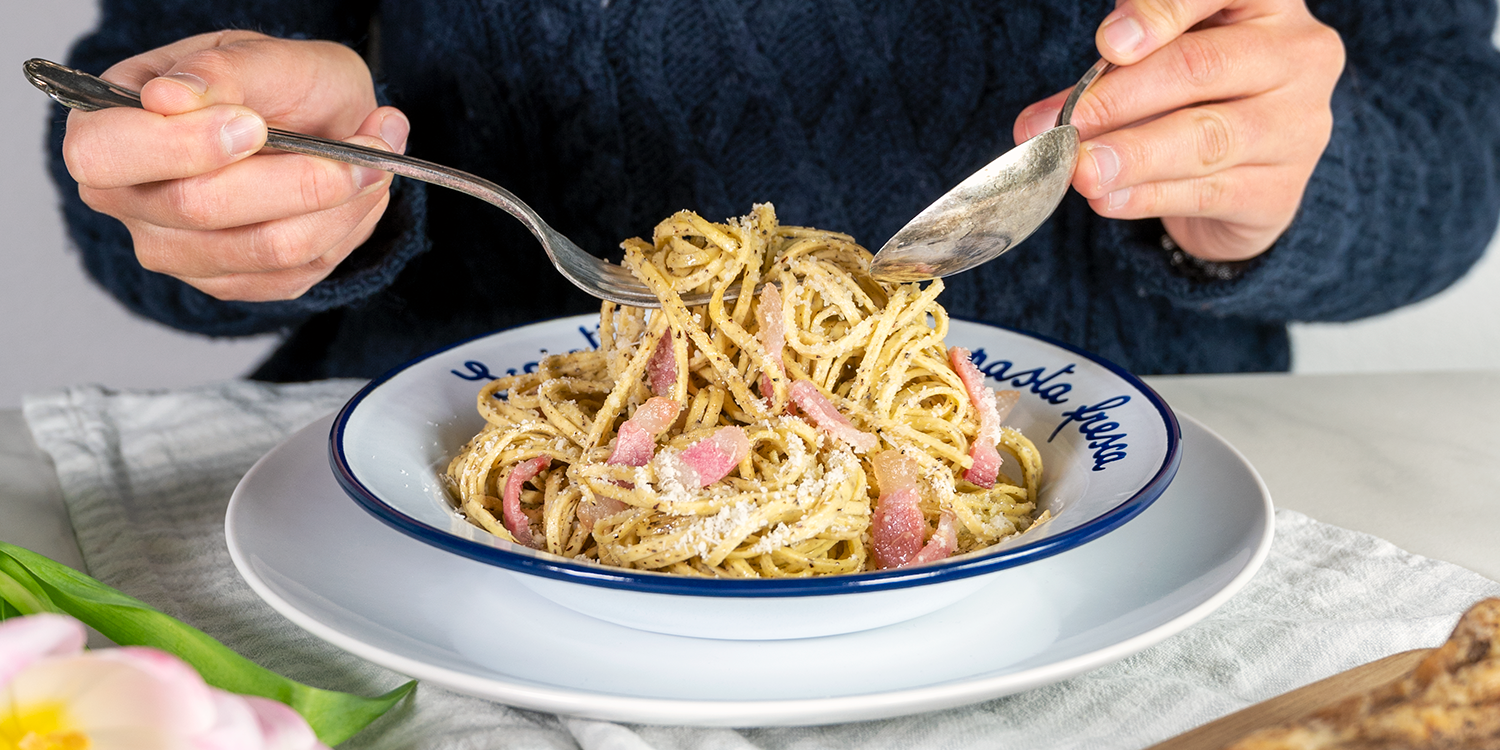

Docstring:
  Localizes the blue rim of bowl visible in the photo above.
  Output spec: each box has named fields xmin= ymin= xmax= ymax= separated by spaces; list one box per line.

xmin=330 ymin=314 xmax=1182 ymax=597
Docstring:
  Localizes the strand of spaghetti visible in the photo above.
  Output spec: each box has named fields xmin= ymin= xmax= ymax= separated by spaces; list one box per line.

xmin=624 ymin=244 xmax=769 ymax=422
xmin=445 ymin=204 xmax=1043 ymax=578
xmin=537 ymin=377 xmax=609 ymax=446
xmin=846 ymin=287 xmax=912 ymax=403
xmin=872 ymin=338 xmax=952 ymax=417
xmin=667 ymin=326 xmax=689 ymax=402
xmin=584 ymin=312 xmax=671 ymax=450
xmin=705 ymin=271 xmax=783 ymax=417
xmin=1001 ymin=426 xmax=1043 ymax=500
xmin=541 ymin=467 xmax=579 ymax=554
xmin=654 ymin=210 xmax=742 ymax=254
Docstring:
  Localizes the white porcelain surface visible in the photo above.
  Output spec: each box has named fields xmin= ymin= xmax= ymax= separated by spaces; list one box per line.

xmin=225 ymin=411 xmax=1270 ymax=726
xmin=330 ymin=316 xmax=1181 ymax=638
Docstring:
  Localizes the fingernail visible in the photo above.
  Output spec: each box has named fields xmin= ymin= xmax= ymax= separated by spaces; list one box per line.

xmin=161 ymin=72 xmax=208 ymax=96
xmin=1102 ymin=15 xmax=1145 ymax=57
xmin=1087 ymin=143 xmax=1120 ymax=188
xmin=1106 ymin=187 xmax=1132 ymax=211
xmin=220 ymin=114 xmax=263 ymax=157
xmin=1021 ymin=107 xmax=1058 ymax=141
xmin=379 ymin=112 xmax=410 ymax=154
xmin=353 ymin=166 xmax=385 ymax=190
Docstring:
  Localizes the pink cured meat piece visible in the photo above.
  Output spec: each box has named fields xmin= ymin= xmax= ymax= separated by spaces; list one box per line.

xmin=577 ymin=496 xmax=626 ymax=532
xmin=787 ymin=380 xmax=878 ymax=452
xmin=607 ymin=397 xmax=682 ymax=467
xmin=949 ymin=347 xmax=1005 ymax=488
xmin=870 ymin=451 xmax=927 ymax=569
xmin=907 ymin=510 xmax=959 ymax=566
xmin=755 ymin=284 xmax=787 ymax=399
xmin=502 ymin=456 xmax=551 ymax=547
xmin=647 ymin=332 xmax=678 ymax=397
xmin=871 ymin=451 xmax=960 ymax=569
xmin=674 ymin=426 xmax=752 ymax=487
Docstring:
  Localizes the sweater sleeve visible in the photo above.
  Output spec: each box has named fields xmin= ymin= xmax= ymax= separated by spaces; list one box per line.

xmin=1105 ymin=0 xmax=1500 ymax=324
xmin=47 ymin=0 xmax=431 ymax=337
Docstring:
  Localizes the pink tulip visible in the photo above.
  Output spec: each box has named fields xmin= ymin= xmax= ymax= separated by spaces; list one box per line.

xmin=0 ymin=613 xmax=328 ymax=750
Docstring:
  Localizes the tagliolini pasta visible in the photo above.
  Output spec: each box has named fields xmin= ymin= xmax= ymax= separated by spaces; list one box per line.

xmin=444 ymin=204 xmax=1044 ymax=578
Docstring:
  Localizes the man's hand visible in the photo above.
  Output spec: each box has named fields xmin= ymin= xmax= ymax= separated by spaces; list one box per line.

xmin=1014 ymin=0 xmax=1344 ymax=262
xmin=62 ymin=31 xmax=409 ymax=301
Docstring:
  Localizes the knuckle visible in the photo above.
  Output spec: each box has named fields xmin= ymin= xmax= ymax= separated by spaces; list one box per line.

xmin=246 ymin=221 xmax=316 ymax=271
xmin=1172 ymin=33 xmax=1230 ymax=88
xmin=1308 ymin=23 xmax=1346 ymax=75
xmin=314 ymin=39 xmax=368 ymax=72
xmin=1194 ymin=174 xmax=1230 ymax=215
xmin=297 ymin=161 xmax=349 ymax=214
xmin=128 ymin=227 xmax=176 ymax=274
xmin=1191 ymin=109 xmax=1235 ymax=169
xmin=177 ymin=46 xmax=239 ymax=84
xmin=76 ymin=184 xmax=109 ymax=212
xmin=62 ymin=128 xmax=108 ymax=188
xmin=1133 ymin=0 xmax=1196 ymax=39
xmin=1075 ymin=85 xmax=1127 ymax=135
xmin=163 ymin=178 xmax=227 ymax=229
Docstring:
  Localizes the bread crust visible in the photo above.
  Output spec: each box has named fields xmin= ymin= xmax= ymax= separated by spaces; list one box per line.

xmin=1227 ymin=598 xmax=1500 ymax=750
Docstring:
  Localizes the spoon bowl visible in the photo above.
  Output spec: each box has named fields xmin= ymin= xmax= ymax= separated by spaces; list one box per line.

xmin=870 ymin=59 xmax=1114 ymax=283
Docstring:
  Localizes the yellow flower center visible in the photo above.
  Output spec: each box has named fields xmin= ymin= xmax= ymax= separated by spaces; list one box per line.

xmin=0 ymin=703 xmax=89 ymax=750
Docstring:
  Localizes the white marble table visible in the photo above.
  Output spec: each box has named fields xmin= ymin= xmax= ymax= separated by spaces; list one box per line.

xmin=4 ymin=371 xmax=1497 ymax=582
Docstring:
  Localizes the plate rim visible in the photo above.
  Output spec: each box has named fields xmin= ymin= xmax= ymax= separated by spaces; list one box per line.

xmin=327 ymin=315 xmax=1184 ymax=596
xmin=227 ymin=411 xmax=1272 ymax=727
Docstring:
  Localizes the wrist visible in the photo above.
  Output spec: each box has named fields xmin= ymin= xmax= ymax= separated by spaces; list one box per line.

xmin=1158 ymin=230 xmax=1260 ymax=283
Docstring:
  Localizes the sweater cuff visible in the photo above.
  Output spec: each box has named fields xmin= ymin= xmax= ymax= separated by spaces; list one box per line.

xmin=1106 ymin=88 xmax=1365 ymax=321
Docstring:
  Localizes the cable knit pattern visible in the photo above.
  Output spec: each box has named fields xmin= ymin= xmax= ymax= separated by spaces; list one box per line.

xmin=47 ymin=0 xmax=1500 ymax=379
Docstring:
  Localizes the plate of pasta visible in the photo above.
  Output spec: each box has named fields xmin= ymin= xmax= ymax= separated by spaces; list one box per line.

xmin=329 ymin=205 xmax=1181 ymax=640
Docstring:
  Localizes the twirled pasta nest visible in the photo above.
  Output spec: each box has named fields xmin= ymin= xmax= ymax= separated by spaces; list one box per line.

xmin=445 ymin=204 xmax=1044 ymax=578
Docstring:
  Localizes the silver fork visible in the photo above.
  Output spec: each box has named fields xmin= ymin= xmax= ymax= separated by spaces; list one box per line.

xmin=23 ymin=58 xmax=728 ymax=308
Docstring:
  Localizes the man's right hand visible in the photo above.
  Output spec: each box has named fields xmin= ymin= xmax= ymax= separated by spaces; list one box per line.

xmin=62 ymin=31 xmax=408 ymax=301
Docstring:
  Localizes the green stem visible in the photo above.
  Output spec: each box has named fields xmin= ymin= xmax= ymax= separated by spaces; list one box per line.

xmin=0 ymin=561 xmax=51 ymax=616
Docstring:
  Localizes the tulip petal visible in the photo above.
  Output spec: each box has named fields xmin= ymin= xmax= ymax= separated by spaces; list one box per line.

xmin=9 ymin=652 xmax=216 ymax=733
xmin=190 ymin=689 xmax=267 ymax=750
xmin=72 ymin=725 xmax=191 ymax=750
xmin=242 ymin=696 xmax=328 ymax=750
xmin=0 ymin=613 xmax=85 ymax=686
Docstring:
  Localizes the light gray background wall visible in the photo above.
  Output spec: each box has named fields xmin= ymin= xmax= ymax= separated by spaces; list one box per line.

xmin=3 ymin=4 xmax=1498 ymax=409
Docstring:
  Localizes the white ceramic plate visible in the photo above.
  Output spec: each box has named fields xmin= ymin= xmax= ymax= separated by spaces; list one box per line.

xmin=225 ymin=411 xmax=1272 ymax=727
xmin=328 ymin=316 xmax=1182 ymax=638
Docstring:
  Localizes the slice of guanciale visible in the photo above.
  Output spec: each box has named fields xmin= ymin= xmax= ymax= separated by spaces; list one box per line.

xmin=1227 ymin=597 xmax=1500 ymax=750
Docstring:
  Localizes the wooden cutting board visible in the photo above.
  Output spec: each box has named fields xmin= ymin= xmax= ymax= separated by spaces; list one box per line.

xmin=1145 ymin=648 xmax=1433 ymax=750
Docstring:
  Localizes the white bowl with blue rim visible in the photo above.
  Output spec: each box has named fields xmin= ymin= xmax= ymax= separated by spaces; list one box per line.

xmin=330 ymin=315 xmax=1181 ymax=640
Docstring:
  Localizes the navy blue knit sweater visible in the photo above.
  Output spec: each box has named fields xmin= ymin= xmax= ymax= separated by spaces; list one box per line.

xmin=50 ymin=0 xmax=1500 ymax=379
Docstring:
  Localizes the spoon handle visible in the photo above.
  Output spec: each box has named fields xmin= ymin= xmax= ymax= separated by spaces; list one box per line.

xmin=1056 ymin=58 xmax=1116 ymax=128
xmin=20 ymin=58 xmax=548 ymax=237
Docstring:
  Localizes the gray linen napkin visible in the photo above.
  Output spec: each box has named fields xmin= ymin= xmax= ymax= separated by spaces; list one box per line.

xmin=21 ymin=381 xmax=1500 ymax=750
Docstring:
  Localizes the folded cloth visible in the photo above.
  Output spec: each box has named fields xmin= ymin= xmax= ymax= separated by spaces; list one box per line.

xmin=22 ymin=380 xmax=1500 ymax=750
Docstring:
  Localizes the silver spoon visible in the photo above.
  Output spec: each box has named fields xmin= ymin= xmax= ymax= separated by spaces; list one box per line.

xmin=869 ymin=59 xmax=1115 ymax=283
xmin=22 ymin=58 xmax=726 ymax=309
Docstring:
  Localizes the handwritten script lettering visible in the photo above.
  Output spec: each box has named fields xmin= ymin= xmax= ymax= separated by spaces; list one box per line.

xmin=967 ymin=349 xmax=1074 ymax=405
xmin=449 ymin=324 xmax=603 ymax=381
xmin=1049 ymin=395 xmax=1131 ymax=472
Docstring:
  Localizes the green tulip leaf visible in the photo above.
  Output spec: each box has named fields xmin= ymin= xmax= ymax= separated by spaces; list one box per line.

xmin=0 ymin=541 xmax=414 ymax=745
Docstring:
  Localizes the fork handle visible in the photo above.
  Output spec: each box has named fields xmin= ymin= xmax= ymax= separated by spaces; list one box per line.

xmin=21 ymin=58 xmax=549 ymax=239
